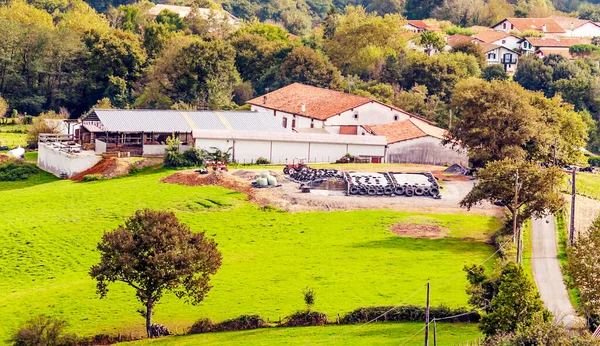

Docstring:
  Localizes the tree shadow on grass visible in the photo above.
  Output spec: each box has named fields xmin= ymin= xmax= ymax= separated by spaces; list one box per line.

xmin=0 ymin=171 xmax=58 ymax=192
xmin=352 ymin=236 xmax=493 ymax=254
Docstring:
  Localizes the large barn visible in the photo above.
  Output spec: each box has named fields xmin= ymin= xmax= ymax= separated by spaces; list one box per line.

xmin=78 ymin=109 xmax=386 ymax=163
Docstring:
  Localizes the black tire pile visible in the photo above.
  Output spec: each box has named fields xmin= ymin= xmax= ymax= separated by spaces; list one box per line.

xmin=287 ymin=168 xmax=342 ymax=183
xmin=346 ymin=172 xmax=441 ymax=199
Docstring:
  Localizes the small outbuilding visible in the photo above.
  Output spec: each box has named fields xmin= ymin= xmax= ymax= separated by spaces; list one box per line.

xmin=363 ymin=118 xmax=468 ymax=166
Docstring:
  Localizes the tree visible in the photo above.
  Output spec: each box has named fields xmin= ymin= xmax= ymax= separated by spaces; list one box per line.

xmin=27 ymin=111 xmax=67 ymax=147
xmin=365 ymin=0 xmax=405 ymax=16
xmin=431 ymin=0 xmax=485 ymax=27
xmin=393 ymin=84 xmax=447 ymax=123
xmin=90 ymin=209 xmax=222 ymax=338
xmin=0 ymin=96 xmax=8 ymax=123
xmin=451 ymin=41 xmax=485 ymax=66
xmin=276 ymin=46 xmax=344 ymax=90
xmin=570 ymin=44 xmax=600 ymax=59
xmin=302 ymin=287 xmax=316 ymax=310
xmin=579 ymin=3 xmax=600 ymax=22
xmin=482 ymin=64 xmax=508 ymax=81
xmin=568 ymin=216 xmax=600 ymax=319
xmin=404 ymin=0 xmax=442 ymax=19
xmin=513 ymin=55 xmax=553 ymax=95
xmin=156 ymin=9 xmax=184 ymax=32
xmin=419 ymin=30 xmax=445 ymax=56
xmin=470 ymin=262 xmax=552 ymax=336
xmin=461 ymin=158 xmax=565 ymax=228
xmin=11 ymin=315 xmax=77 ymax=346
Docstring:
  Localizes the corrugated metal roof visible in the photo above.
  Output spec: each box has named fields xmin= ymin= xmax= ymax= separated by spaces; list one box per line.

xmin=93 ymin=109 xmax=192 ymax=133
xmin=219 ymin=111 xmax=289 ymax=132
xmin=90 ymin=109 xmax=288 ymax=133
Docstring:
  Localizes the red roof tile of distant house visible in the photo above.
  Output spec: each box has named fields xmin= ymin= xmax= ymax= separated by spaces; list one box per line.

xmin=536 ymin=48 xmax=576 ymax=60
xmin=364 ymin=118 xmax=446 ymax=144
xmin=407 ymin=20 xmax=429 ymax=29
xmin=549 ymin=16 xmax=598 ymax=30
xmin=494 ymin=18 xmax=565 ymax=33
xmin=447 ymin=34 xmax=475 ymax=46
xmin=469 ymin=25 xmax=494 ymax=32
xmin=474 ymin=31 xmax=517 ymax=43
xmin=525 ymin=37 xmax=591 ymax=47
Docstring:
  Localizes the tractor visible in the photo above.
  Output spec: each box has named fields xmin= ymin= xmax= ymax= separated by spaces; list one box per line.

xmin=283 ymin=157 xmax=309 ymax=175
xmin=205 ymin=160 xmax=228 ymax=172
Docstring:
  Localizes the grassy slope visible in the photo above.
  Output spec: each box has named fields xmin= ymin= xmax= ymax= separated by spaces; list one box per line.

xmin=125 ymin=322 xmax=481 ymax=346
xmin=0 ymin=124 xmax=27 ymax=147
xmin=561 ymin=172 xmax=600 ymax=200
xmin=0 ymin=170 xmax=500 ymax=342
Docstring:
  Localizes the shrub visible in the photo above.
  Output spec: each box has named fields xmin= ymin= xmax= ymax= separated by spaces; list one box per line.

xmin=11 ymin=315 xmax=78 ymax=346
xmin=128 ymin=165 xmax=141 ymax=175
xmin=0 ymin=160 xmax=39 ymax=181
xmin=341 ymin=305 xmax=479 ymax=324
xmin=281 ymin=311 xmax=328 ymax=327
xmin=163 ymin=150 xmax=185 ymax=168
xmin=188 ymin=318 xmax=215 ymax=334
xmin=589 ymin=156 xmax=600 ymax=167
xmin=82 ymin=174 xmax=103 ymax=181
xmin=149 ymin=324 xmax=170 ymax=337
xmin=188 ymin=315 xmax=268 ymax=334
xmin=255 ymin=157 xmax=270 ymax=165
xmin=302 ymin=287 xmax=316 ymax=310
xmin=182 ymin=148 xmax=203 ymax=166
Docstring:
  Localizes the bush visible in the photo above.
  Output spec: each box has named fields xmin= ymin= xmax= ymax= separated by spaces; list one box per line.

xmin=589 ymin=156 xmax=600 ymax=167
xmin=82 ymin=174 xmax=103 ymax=181
xmin=341 ymin=305 xmax=479 ymax=324
xmin=182 ymin=148 xmax=203 ymax=166
xmin=163 ymin=149 xmax=185 ymax=168
xmin=149 ymin=324 xmax=171 ymax=337
xmin=281 ymin=310 xmax=328 ymax=327
xmin=255 ymin=157 xmax=270 ymax=165
xmin=188 ymin=315 xmax=268 ymax=334
xmin=0 ymin=160 xmax=39 ymax=181
xmin=11 ymin=315 xmax=78 ymax=346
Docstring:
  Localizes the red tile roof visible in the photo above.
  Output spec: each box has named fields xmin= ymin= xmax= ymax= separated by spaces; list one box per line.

xmin=407 ymin=20 xmax=429 ymax=29
xmin=549 ymin=16 xmax=597 ymax=30
xmin=525 ymin=37 xmax=591 ymax=47
xmin=535 ymin=48 xmax=576 ymax=60
xmin=364 ymin=118 xmax=446 ymax=144
xmin=474 ymin=31 xmax=517 ymax=43
xmin=495 ymin=18 xmax=565 ymax=33
xmin=247 ymin=83 xmax=428 ymax=123
xmin=478 ymin=42 xmax=501 ymax=53
xmin=447 ymin=34 xmax=475 ymax=47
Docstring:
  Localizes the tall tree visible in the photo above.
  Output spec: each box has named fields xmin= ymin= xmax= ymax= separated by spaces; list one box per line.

xmin=90 ymin=209 xmax=222 ymax=338
xmin=404 ymin=0 xmax=442 ymax=19
xmin=513 ymin=55 xmax=553 ymax=96
xmin=276 ymin=46 xmax=344 ymax=90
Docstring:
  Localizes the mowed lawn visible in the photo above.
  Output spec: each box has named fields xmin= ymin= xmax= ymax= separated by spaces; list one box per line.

xmin=0 ymin=169 xmax=500 ymax=342
xmin=126 ymin=322 xmax=482 ymax=346
xmin=0 ymin=124 xmax=27 ymax=147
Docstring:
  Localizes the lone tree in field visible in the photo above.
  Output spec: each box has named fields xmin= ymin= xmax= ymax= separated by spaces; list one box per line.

xmin=461 ymin=158 xmax=565 ymax=229
xmin=90 ymin=209 xmax=222 ymax=338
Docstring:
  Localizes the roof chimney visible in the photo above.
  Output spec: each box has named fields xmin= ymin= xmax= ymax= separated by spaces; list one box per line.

xmin=301 ymin=103 xmax=306 ymax=113
xmin=263 ymin=95 xmax=267 ymax=105
xmin=542 ymin=24 xmax=547 ymax=32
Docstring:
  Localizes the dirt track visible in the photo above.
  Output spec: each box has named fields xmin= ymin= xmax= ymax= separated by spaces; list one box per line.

xmin=162 ymin=168 xmax=502 ymax=216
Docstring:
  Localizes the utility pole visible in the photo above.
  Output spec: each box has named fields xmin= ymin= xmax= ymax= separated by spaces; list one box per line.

xmin=570 ymin=167 xmax=576 ymax=246
xmin=424 ymin=282 xmax=430 ymax=346
xmin=448 ymin=110 xmax=453 ymax=130
xmin=553 ymin=137 xmax=557 ymax=166
xmin=514 ymin=169 xmax=522 ymax=264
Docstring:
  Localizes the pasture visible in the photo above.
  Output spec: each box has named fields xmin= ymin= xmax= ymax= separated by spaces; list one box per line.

xmin=0 ymin=168 xmax=500 ymax=343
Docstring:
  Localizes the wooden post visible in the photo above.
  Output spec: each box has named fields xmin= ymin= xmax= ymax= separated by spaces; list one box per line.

xmin=433 ymin=320 xmax=437 ymax=346
xmin=570 ymin=167 xmax=576 ymax=246
xmin=425 ymin=282 xmax=430 ymax=346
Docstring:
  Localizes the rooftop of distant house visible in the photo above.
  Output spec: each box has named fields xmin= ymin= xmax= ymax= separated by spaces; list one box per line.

xmin=523 ymin=36 xmax=592 ymax=47
xmin=474 ymin=31 xmax=518 ymax=43
xmin=406 ymin=20 xmax=441 ymax=31
xmin=363 ymin=118 xmax=446 ymax=144
xmin=494 ymin=18 xmax=565 ymax=33
xmin=549 ymin=16 xmax=600 ymax=30
xmin=446 ymin=34 xmax=475 ymax=47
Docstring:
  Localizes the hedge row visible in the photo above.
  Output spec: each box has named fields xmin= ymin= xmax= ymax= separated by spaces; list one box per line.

xmin=0 ymin=160 xmax=39 ymax=181
xmin=589 ymin=156 xmax=600 ymax=167
xmin=188 ymin=306 xmax=478 ymax=335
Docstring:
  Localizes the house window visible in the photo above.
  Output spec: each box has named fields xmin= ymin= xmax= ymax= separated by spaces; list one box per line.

xmin=291 ymin=119 xmax=296 ymax=128
xmin=394 ymin=115 xmax=399 ymax=121
xmin=511 ymin=24 xmax=515 ymax=30
xmin=488 ymin=52 xmax=496 ymax=60
xmin=502 ymin=40 xmax=506 ymax=44
xmin=354 ymin=113 xmax=359 ymax=119
xmin=310 ymin=123 xmax=314 ymax=128
xmin=282 ymin=117 xmax=288 ymax=128
xmin=503 ymin=23 xmax=506 ymax=29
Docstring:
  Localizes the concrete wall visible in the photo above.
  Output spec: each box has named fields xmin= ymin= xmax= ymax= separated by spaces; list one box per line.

xmin=249 ymin=106 xmax=324 ymax=130
xmin=491 ymin=36 xmax=521 ymax=50
xmin=142 ymin=144 xmax=191 ymax=157
xmin=95 ymin=139 xmax=107 ymax=155
xmin=194 ymin=137 xmax=385 ymax=164
xmin=387 ymin=136 xmax=468 ymax=166
xmin=38 ymin=144 xmax=101 ymax=178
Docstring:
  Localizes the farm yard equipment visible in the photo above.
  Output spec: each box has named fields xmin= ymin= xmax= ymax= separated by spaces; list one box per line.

xmin=205 ymin=160 xmax=228 ymax=172
xmin=283 ymin=157 xmax=310 ymax=175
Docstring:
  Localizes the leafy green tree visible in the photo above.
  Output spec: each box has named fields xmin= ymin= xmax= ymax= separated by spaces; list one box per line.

xmin=513 ymin=55 xmax=553 ymax=95
xmin=482 ymin=64 xmax=508 ymax=81
xmin=276 ymin=46 xmax=344 ymax=90
xmin=90 ymin=209 xmax=222 ymax=338
xmin=234 ymin=21 xmax=292 ymax=42
xmin=419 ymin=30 xmax=445 ymax=55
xmin=570 ymin=44 xmax=600 ymax=59
xmin=222 ymin=0 xmax=255 ymax=20
xmin=143 ymin=22 xmax=172 ymax=59
xmin=365 ymin=0 xmax=405 ymax=16
xmin=431 ymin=0 xmax=485 ymax=27
xmin=156 ymin=9 xmax=184 ymax=32
xmin=461 ymin=158 xmax=565 ymax=227
xmin=568 ymin=216 xmax=600 ymax=319
xmin=451 ymin=41 xmax=485 ymax=66
xmin=579 ymin=3 xmax=600 ymax=22
xmin=0 ymin=96 xmax=8 ymax=123
xmin=393 ymin=84 xmax=447 ymax=123
xmin=467 ymin=262 xmax=552 ymax=337
xmin=404 ymin=0 xmax=442 ymax=19
xmin=11 ymin=315 xmax=77 ymax=346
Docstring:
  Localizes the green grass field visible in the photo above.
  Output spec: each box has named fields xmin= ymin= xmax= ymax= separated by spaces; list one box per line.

xmin=561 ymin=172 xmax=600 ymax=200
xmin=0 ymin=169 xmax=500 ymax=343
xmin=125 ymin=322 xmax=482 ymax=346
xmin=0 ymin=124 xmax=27 ymax=147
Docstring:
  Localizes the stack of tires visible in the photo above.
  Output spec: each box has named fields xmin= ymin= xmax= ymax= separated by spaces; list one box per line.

xmin=288 ymin=168 xmax=342 ymax=183
xmin=346 ymin=172 xmax=441 ymax=199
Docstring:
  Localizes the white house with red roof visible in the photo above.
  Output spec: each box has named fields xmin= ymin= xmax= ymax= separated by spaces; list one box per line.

xmin=247 ymin=83 xmax=429 ymax=135
xmin=549 ymin=16 xmax=600 ymax=37
xmin=403 ymin=20 xmax=441 ymax=33
xmin=492 ymin=18 xmax=566 ymax=35
xmin=519 ymin=37 xmax=591 ymax=54
xmin=474 ymin=31 xmax=521 ymax=51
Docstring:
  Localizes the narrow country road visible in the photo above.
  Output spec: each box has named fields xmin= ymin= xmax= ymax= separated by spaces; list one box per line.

xmin=531 ymin=215 xmax=577 ymax=328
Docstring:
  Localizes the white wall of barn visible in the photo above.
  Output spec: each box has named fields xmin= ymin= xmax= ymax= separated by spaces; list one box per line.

xmin=387 ymin=137 xmax=468 ymax=166
xmin=568 ymin=23 xmax=600 ymax=37
xmin=37 ymin=144 xmax=101 ymax=178
xmin=249 ymin=105 xmax=324 ymax=130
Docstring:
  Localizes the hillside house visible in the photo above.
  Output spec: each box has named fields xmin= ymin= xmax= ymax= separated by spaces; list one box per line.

xmin=480 ymin=43 xmax=519 ymax=73
xmin=519 ymin=37 xmax=591 ymax=54
xmin=403 ymin=20 xmax=441 ymax=33
xmin=147 ymin=4 xmax=239 ymax=26
xmin=362 ymin=119 xmax=467 ymax=165
xmin=474 ymin=31 xmax=521 ymax=51
xmin=247 ymin=83 xmax=430 ymax=135
xmin=549 ymin=16 xmax=600 ymax=37
xmin=492 ymin=18 xmax=565 ymax=36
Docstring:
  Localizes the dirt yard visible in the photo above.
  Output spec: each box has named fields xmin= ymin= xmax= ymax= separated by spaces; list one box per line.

xmin=161 ymin=167 xmax=502 ymax=216
xmin=390 ymin=223 xmax=450 ymax=239
xmin=564 ymin=194 xmax=600 ymax=237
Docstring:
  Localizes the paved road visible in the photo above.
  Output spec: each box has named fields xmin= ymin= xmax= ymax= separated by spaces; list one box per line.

xmin=531 ymin=215 xmax=577 ymax=328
